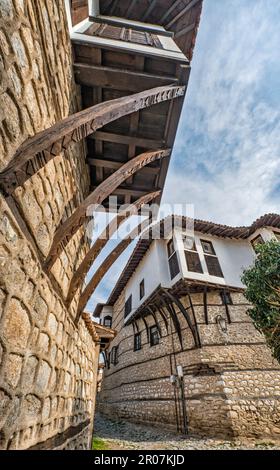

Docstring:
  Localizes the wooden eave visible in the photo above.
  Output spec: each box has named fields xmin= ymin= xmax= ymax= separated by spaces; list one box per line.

xmin=72 ymin=34 xmax=189 ymax=209
xmin=107 ymin=213 xmax=280 ymax=305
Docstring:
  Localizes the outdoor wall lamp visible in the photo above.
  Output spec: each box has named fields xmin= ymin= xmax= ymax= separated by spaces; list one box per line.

xmin=216 ymin=315 xmax=228 ymax=333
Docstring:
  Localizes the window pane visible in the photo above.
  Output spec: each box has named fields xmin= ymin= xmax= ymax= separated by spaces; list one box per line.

xmin=168 ymin=252 xmax=180 ymax=279
xmin=167 ymin=239 xmax=175 ymax=258
xmin=201 ymin=240 xmax=216 ymax=255
xmin=150 ymin=326 xmax=159 ymax=346
xmin=140 ymin=280 xmax=145 ymax=300
xmin=185 ymin=251 xmax=203 ymax=273
xmin=183 ymin=236 xmax=196 ymax=251
xmin=134 ymin=333 xmax=141 ymax=351
xmin=124 ymin=295 xmax=132 ymax=318
xmin=205 ymin=255 xmax=224 ymax=277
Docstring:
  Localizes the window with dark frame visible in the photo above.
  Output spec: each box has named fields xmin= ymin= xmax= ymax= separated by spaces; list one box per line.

xmin=251 ymin=234 xmax=265 ymax=252
xmin=167 ymin=239 xmax=180 ymax=280
xmin=183 ymin=235 xmax=203 ymax=274
xmin=220 ymin=291 xmax=233 ymax=305
xmin=124 ymin=295 xmax=132 ymax=318
xmin=201 ymin=239 xmax=224 ymax=278
xmin=103 ymin=315 xmax=112 ymax=328
xmin=134 ymin=332 xmax=142 ymax=351
xmin=150 ymin=325 xmax=160 ymax=347
xmin=110 ymin=346 xmax=119 ymax=366
xmin=87 ymin=23 xmax=163 ymax=49
xmin=140 ymin=279 xmax=145 ymax=300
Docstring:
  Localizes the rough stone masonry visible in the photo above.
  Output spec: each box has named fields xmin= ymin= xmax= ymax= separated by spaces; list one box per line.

xmin=0 ymin=0 xmax=100 ymax=450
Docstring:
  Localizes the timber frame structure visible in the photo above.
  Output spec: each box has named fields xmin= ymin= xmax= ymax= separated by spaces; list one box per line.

xmin=0 ymin=1 xmax=203 ymax=318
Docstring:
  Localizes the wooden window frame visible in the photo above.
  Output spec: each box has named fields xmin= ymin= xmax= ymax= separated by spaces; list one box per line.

xmin=140 ymin=279 xmax=145 ymax=300
xmin=150 ymin=325 xmax=160 ymax=347
xmin=184 ymin=236 xmax=203 ymax=274
xmin=201 ymin=239 xmax=224 ymax=278
xmin=124 ymin=295 xmax=132 ymax=318
xmin=103 ymin=315 xmax=112 ymax=328
xmin=134 ymin=332 xmax=142 ymax=352
xmin=220 ymin=291 xmax=233 ymax=306
xmin=111 ymin=346 xmax=119 ymax=366
xmin=167 ymin=239 xmax=180 ymax=280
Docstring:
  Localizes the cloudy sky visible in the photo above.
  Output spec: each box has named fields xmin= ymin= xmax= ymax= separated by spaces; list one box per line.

xmin=163 ymin=0 xmax=280 ymax=225
xmin=87 ymin=0 xmax=280 ymax=312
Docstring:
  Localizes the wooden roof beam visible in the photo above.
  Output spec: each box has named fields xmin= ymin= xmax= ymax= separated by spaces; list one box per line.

xmin=74 ymin=63 xmax=178 ymax=93
xmin=45 ymin=149 xmax=170 ymax=272
xmin=89 ymin=131 xmax=165 ymax=149
xmin=166 ymin=0 xmax=201 ymax=30
xmin=87 ymin=157 xmax=160 ymax=175
xmin=0 ymin=85 xmax=184 ymax=195
xmin=67 ymin=190 xmax=161 ymax=305
xmin=142 ymin=0 xmax=158 ymax=22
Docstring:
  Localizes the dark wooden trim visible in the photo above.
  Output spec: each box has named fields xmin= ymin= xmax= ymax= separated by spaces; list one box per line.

xmin=89 ymin=15 xmax=174 ymax=37
xmin=76 ymin=217 xmax=153 ymax=322
xmin=0 ymin=85 xmax=184 ymax=195
xmin=27 ymin=419 xmax=90 ymax=450
xmin=74 ymin=63 xmax=178 ymax=92
xmin=66 ymin=190 xmax=160 ymax=305
xmin=45 ymin=149 xmax=169 ymax=272
xmin=147 ymin=306 xmax=162 ymax=338
xmin=89 ymin=131 xmax=165 ymax=149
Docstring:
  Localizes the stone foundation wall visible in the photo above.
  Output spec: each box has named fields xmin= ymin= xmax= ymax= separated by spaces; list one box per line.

xmin=0 ymin=0 xmax=99 ymax=450
xmin=99 ymin=291 xmax=280 ymax=439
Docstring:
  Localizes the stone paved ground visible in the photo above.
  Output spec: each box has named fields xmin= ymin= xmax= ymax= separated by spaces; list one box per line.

xmin=94 ymin=413 xmax=280 ymax=450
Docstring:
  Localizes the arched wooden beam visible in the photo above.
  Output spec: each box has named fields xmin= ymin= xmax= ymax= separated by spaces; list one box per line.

xmin=142 ymin=316 xmax=150 ymax=343
xmin=45 ymin=148 xmax=170 ymax=272
xmin=75 ymin=217 xmax=152 ymax=323
xmin=162 ymin=297 xmax=183 ymax=350
xmin=0 ymin=85 xmax=184 ymax=195
xmin=163 ymin=289 xmax=201 ymax=348
xmin=147 ymin=306 xmax=162 ymax=337
xmin=66 ymin=190 xmax=161 ymax=306
xmin=155 ymin=302 xmax=169 ymax=332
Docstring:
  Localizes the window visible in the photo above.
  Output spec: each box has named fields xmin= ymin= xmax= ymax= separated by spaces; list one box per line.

xmin=220 ymin=291 xmax=233 ymax=305
xmin=86 ymin=23 xmax=163 ymax=49
xmin=201 ymin=239 xmax=224 ymax=278
xmin=273 ymin=232 xmax=280 ymax=242
xmin=184 ymin=236 xmax=203 ymax=274
xmin=103 ymin=315 xmax=112 ymax=328
xmin=251 ymin=234 xmax=264 ymax=252
xmin=150 ymin=325 xmax=160 ymax=347
xmin=111 ymin=346 xmax=119 ymax=366
xmin=134 ymin=333 xmax=142 ymax=351
xmin=140 ymin=280 xmax=145 ymax=300
xmin=125 ymin=295 xmax=132 ymax=318
xmin=167 ymin=239 xmax=180 ymax=280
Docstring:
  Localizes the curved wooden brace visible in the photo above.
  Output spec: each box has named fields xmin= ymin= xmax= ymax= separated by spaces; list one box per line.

xmin=163 ymin=289 xmax=201 ymax=348
xmin=147 ymin=306 xmax=162 ymax=337
xmin=0 ymin=85 xmax=184 ymax=195
xmin=162 ymin=297 xmax=183 ymax=349
xmin=66 ymin=190 xmax=161 ymax=306
xmin=45 ymin=149 xmax=170 ymax=272
xmin=76 ymin=217 xmax=151 ymax=323
xmin=155 ymin=303 xmax=169 ymax=332
xmin=141 ymin=316 xmax=150 ymax=343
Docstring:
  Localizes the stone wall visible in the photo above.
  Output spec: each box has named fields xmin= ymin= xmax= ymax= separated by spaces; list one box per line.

xmin=99 ymin=290 xmax=280 ymax=439
xmin=0 ymin=0 xmax=99 ymax=450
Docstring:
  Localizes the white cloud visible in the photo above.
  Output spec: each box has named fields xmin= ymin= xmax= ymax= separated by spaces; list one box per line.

xmin=163 ymin=0 xmax=280 ymax=225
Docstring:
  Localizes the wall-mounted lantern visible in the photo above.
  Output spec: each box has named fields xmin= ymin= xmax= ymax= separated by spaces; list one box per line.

xmin=216 ymin=315 xmax=228 ymax=333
